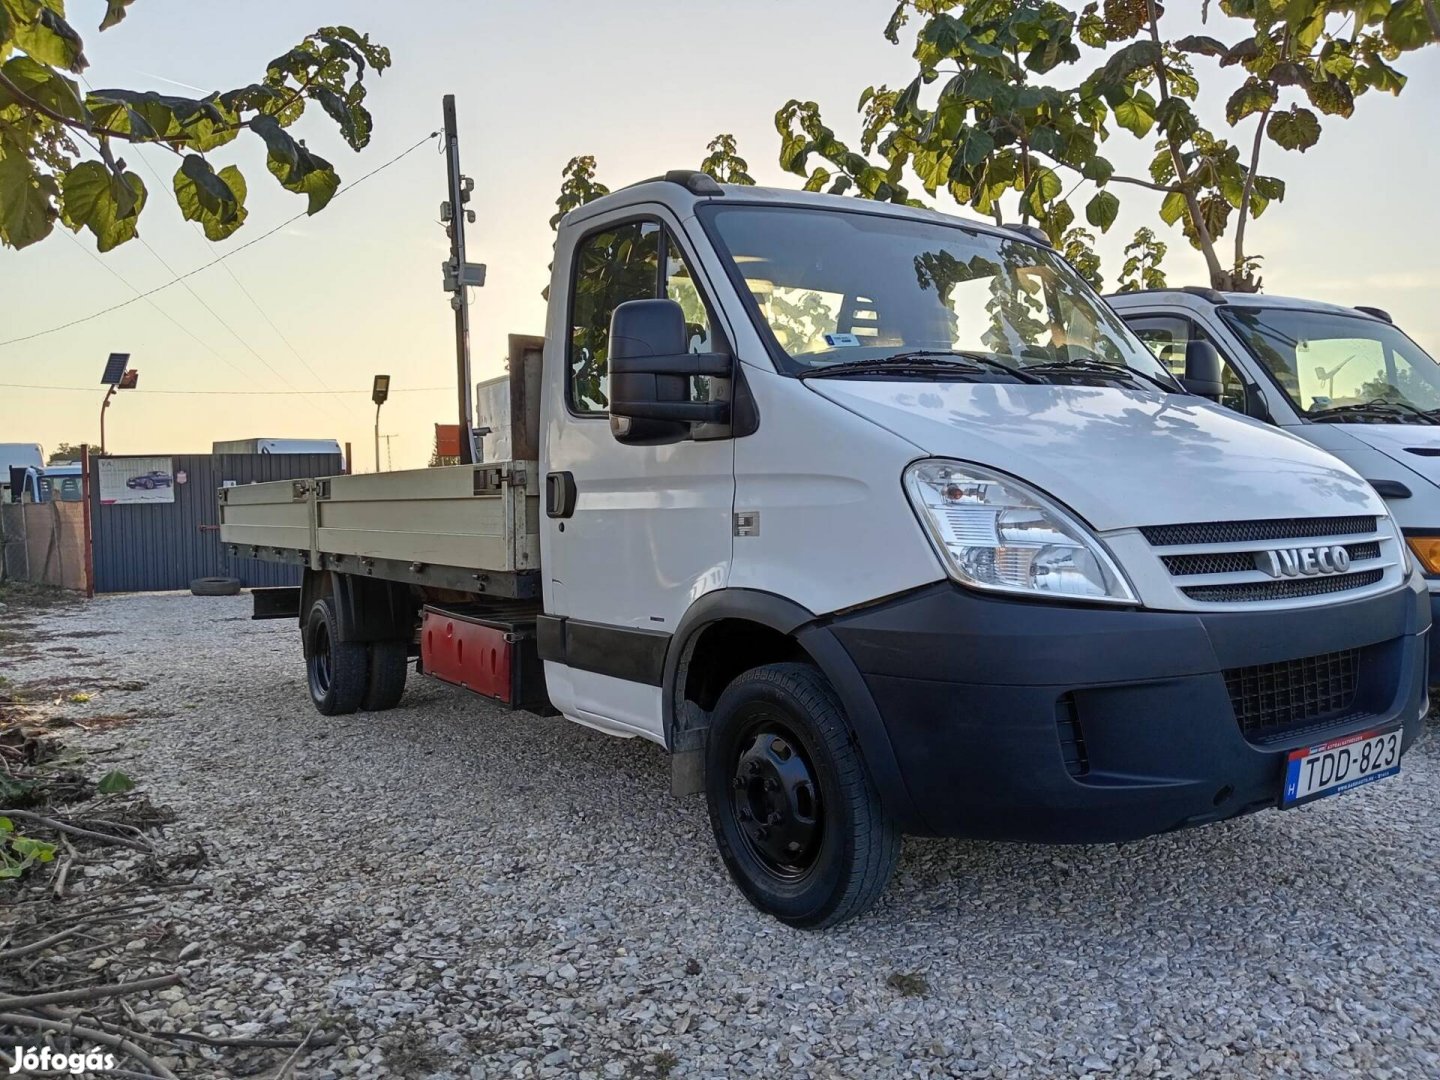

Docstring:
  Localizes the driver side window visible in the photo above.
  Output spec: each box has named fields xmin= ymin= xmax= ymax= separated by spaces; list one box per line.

xmin=1128 ymin=316 xmax=1248 ymax=414
xmin=568 ymin=220 xmax=715 ymax=415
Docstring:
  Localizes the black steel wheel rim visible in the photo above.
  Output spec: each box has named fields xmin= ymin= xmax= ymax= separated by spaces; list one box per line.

xmin=309 ymin=620 xmax=332 ymax=697
xmin=729 ymin=709 xmax=823 ymax=880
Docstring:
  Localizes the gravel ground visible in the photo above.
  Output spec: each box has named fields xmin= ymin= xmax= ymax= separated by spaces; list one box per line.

xmin=4 ymin=590 xmax=1439 ymax=1079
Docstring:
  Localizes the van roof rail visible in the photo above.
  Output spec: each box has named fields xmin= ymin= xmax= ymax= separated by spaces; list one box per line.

xmin=1355 ymin=305 xmax=1393 ymax=323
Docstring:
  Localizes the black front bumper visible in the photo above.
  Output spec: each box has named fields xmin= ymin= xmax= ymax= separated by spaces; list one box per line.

xmin=805 ymin=579 xmax=1430 ymax=843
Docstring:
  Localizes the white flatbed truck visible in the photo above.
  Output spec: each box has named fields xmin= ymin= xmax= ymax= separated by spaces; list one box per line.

xmin=222 ymin=173 xmax=1429 ymax=927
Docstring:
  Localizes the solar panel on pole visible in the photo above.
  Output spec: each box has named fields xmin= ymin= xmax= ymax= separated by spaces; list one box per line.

xmin=101 ymin=352 xmax=130 ymax=385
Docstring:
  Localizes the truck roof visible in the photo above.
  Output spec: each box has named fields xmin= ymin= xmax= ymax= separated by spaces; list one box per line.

xmin=563 ymin=175 xmax=1023 ymax=246
xmin=1106 ymin=287 xmax=1390 ymax=322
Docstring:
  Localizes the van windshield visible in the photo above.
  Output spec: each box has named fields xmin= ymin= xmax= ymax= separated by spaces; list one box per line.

xmin=700 ymin=204 xmax=1174 ymax=388
xmin=1220 ymin=306 xmax=1440 ymax=422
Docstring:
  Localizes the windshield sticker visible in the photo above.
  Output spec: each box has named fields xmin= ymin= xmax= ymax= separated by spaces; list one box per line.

xmin=824 ymin=333 xmax=862 ymax=348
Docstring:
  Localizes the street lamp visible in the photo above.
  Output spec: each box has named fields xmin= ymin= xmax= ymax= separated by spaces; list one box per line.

xmin=99 ymin=353 xmax=138 ymax=454
xmin=372 ymin=374 xmax=391 ymax=473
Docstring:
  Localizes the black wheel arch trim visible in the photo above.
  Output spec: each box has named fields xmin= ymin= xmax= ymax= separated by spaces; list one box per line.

xmin=662 ymin=588 xmax=926 ymax=832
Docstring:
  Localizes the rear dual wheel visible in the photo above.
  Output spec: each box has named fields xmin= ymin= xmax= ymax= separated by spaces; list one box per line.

xmin=704 ymin=662 xmax=900 ymax=929
xmin=303 ymin=598 xmax=408 ymax=715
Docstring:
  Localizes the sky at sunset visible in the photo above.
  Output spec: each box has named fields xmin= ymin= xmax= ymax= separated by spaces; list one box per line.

xmin=2 ymin=0 xmax=1437 ymax=470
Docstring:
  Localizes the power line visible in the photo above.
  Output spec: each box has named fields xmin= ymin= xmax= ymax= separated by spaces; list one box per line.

xmin=130 ymin=141 xmax=371 ymax=426
xmin=61 ymin=229 xmax=256 ymax=383
xmin=0 ymin=130 xmax=440 ymax=350
xmin=0 ymin=383 xmax=453 ymax=395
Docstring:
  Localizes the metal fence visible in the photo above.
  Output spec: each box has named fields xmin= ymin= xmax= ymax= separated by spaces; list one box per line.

xmin=89 ymin=453 xmax=340 ymax=594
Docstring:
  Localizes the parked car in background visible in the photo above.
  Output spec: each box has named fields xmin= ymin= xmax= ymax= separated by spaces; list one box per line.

xmin=1 ymin=443 xmax=44 ymax=502
xmin=1109 ymin=288 xmax=1440 ymax=675
xmin=125 ymin=469 xmax=173 ymax=490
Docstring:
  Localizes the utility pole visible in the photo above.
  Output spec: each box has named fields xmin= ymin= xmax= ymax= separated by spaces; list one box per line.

xmin=441 ymin=95 xmax=484 ymax=466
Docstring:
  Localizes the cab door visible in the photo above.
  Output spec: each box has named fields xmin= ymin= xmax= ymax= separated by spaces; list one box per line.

xmin=539 ymin=207 xmax=735 ymax=740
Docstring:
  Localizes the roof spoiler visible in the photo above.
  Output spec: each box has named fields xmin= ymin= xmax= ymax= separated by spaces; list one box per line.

xmin=623 ymin=170 xmax=724 ymax=196
xmin=1000 ymin=222 xmax=1053 ymax=248
xmin=1355 ymin=305 xmax=1393 ymax=323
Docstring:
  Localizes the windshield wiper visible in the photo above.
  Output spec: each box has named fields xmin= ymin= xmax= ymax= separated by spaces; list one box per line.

xmin=1310 ymin=400 xmax=1440 ymax=425
xmin=801 ymin=350 xmax=1042 ymax=383
xmin=1019 ymin=357 xmax=1174 ymax=392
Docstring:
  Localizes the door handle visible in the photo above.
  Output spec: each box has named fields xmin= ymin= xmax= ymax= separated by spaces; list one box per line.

xmin=546 ymin=471 xmax=576 ymax=519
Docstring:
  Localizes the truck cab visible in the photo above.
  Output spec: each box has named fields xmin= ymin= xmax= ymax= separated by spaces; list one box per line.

xmin=223 ymin=177 xmax=1430 ymax=927
xmin=1108 ymin=288 xmax=1440 ymax=674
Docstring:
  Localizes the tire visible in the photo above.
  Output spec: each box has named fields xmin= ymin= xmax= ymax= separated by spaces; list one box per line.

xmin=304 ymin=597 xmax=369 ymax=715
xmin=190 ymin=576 xmax=242 ymax=597
xmin=704 ymin=662 xmax=901 ymax=929
xmin=362 ymin=640 xmax=409 ymax=711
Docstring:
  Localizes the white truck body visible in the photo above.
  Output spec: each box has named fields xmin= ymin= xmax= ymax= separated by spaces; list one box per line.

xmin=220 ymin=179 xmax=1429 ymax=926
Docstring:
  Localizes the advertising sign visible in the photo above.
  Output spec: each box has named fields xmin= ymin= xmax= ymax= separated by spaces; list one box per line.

xmin=98 ymin=457 xmax=176 ymax=505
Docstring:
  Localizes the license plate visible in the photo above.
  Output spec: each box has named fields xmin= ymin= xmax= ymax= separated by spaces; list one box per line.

xmin=1283 ymin=726 xmax=1401 ymax=808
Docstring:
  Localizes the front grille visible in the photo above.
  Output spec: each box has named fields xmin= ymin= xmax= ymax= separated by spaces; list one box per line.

xmin=1162 ymin=541 xmax=1382 ymax=577
xmin=1224 ymin=649 xmax=1360 ymax=739
xmin=1183 ymin=569 xmax=1383 ymax=603
xmin=1141 ymin=516 xmax=1376 ymax=547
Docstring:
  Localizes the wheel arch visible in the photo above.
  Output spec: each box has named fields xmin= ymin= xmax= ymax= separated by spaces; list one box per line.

xmin=300 ymin=569 xmax=415 ymax=643
xmin=664 ymin=589 xmax=923 ymax=831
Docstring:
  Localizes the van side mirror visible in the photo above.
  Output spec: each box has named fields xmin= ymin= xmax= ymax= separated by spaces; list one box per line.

xmin=1182 ymin=339 xmax=1223 ymax=401
xmin=608 ymin=299 xmax=732 ymax=445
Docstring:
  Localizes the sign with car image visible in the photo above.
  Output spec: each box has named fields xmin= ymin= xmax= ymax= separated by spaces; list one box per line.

xmin=98 ymin=457 xmax=176 ymax=505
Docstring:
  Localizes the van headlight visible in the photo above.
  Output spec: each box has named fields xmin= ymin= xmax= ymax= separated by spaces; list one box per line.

xmin=903 ymin=460 xmax=1136 ymax=604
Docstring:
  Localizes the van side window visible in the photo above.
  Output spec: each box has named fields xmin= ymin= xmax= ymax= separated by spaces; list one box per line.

xmin=568 ymin=220 xmax=715 ymax=415
xmin=1127 ymin=316 xmax=1248 ymax=414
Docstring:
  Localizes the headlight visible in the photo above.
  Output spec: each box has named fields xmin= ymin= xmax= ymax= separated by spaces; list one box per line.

xmin=903 ymin=459 xmax=1136 ymax=604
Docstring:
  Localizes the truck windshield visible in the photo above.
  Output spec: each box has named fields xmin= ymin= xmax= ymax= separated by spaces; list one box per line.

xmin=1220 ymin=306 xmax=1440 ymax=422
xmin=700 ymin=204 xmax=1173 ymax=387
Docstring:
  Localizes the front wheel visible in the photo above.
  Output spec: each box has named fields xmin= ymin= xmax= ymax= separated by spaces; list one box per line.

xmin=704 ymin=662 xmax=900 ymax=929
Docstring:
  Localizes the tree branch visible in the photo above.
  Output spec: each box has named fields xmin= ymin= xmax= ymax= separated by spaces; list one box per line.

xmin=1144 ymin=0 xmax=1225 ymax=286
xmin=1233 ymin=105 xmax=1270 ymax=280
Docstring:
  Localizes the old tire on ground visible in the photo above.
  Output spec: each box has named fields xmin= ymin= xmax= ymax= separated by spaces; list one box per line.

xmin=190 ymin=576 xmax=242 ymax=597
xmin=362 ymin=640 xmax=409 ymax=712
xmin=304 ymin=597 xmax=369 ymax=716
xmin=704 ymin=662 xmax=901 ymax=929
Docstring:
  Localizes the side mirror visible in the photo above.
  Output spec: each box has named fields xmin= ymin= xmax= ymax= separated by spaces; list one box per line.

xmin=608 ymin=299 xmax=732 ymax=445
xmin=1182 ymin=339 xmax=1223 ymax=401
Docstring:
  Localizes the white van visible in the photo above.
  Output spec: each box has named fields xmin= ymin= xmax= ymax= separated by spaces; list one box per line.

xmin=1109 ymin=289 xmax=1440 ymax=676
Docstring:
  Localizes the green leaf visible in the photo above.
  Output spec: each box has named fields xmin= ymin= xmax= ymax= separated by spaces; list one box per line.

xmin=10 ymin=4 xmax=88 ymax=72
xmin=0 ymin=146 xmax=57 ymax=249
xmin=100 ymin=0 xmax=136 ymax=31
xmin=1174 ymin=35 xmax=1229 ymax=57
xmin=10 ymin=835 xmax=55 ymax=862
xmin=1024 ymin=166 xmax=1063 ymax=217
xmin=1159 ymin=189 xmax=1188 ymax=227
xmin=0 ymin=816 xmax=13 ymax=833
xmin=251 ymin=113 xmax=340 ymax=213
xmin=0 ymin=55 xmax=86 ymax=120
xmin=61 ymin=161 xmax=147 ymax=251
xmin=96 ymin=769 xmax=135 ymax=794
xmin=1226 ymin=78 xmax=1279 ymax=125
xmin=174 ymin=156 xmax=248 ymax=241
xmin=1085 ymin=190 xmax=1120 ymax=232
xmin=1112 ymin=89 xmax=1156 ymax=137
xmin=1266 ymin=106 xmax=1321 ymax=151
xmin=1384 ymin=0 xmax=1436 ymax=49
